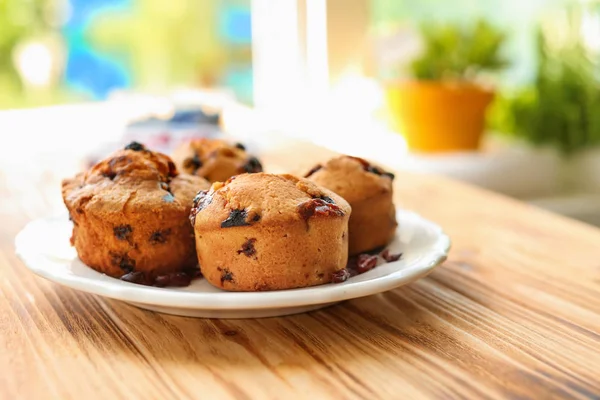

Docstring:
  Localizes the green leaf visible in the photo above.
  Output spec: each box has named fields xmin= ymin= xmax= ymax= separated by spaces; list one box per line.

xmin=492 ymin=12 xmax=600 ymax=155
xmin=409 ymin=19 xmax=507 ymax=80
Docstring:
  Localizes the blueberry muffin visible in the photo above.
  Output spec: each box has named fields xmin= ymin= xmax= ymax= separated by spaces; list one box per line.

xmin=305 ymin=156 xmax=397 ymax=255
xmin=62 ymin=141 xmax=210 ymax=285
xmin=190 ymin=173 xmax=351 ymax=291
xmin=172 ymin=138 xmax=263 ymax=183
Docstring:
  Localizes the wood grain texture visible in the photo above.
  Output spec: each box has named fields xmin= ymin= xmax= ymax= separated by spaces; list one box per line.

xmin=2 ymin=140 xmax=600 ymax=400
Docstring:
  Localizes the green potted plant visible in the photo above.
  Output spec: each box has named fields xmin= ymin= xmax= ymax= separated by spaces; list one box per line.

xmin=494 ymin=31 xmax=600 ymax=154
xmin=492 ymin=7 xmax=600 ymax=192
xmin=385 ymin=20 xmax=507 ymax=152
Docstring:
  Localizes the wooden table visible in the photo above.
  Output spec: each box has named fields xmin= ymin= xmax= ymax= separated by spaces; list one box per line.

xmin=2 ymin=139 xmax=600 ymax=400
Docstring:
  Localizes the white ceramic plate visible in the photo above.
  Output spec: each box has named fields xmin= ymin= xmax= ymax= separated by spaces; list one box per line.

xmin=15 ymin=210 xmax=450 ymax=319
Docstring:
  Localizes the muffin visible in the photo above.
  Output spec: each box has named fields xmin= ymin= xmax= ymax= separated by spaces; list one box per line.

xmin=190 ymin=173 xmax=351 ymax=291
xmin=62 ymin=141 xmax=210 ymax=285
xmin=172 ymin=138 xmax=263 ymax=183
xmin=305 ymin=156 xmax=397 ymax=255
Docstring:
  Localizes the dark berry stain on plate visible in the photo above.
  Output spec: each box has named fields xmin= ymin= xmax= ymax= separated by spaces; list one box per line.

xmin=120 ymin=271 xmax=150 ymax=285
xmin=120 ymin=267 xmax=201 ymax=288
xmin=333 ymin=248 xmax=404 ymax=283
xmin=356 ymin=254 xmax=378 ymax=274
xmin=381 ymin=249 xmax=402 ymax=262
xmin=154 ymin=272 xmax=192 ymax=287
xmin=331 ymin=268 xmax=350 ymax=283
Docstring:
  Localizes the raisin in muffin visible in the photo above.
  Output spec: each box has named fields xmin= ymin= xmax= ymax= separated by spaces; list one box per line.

xmin=305 ymin=156 xmax=397 ymax=255
xmin=190 ymin=173 xmax=351 ymax=291
xmin=62 ymin=141 xmax=210 ymax=285
xmin=172 ymin=138 xmax=262 ymax=183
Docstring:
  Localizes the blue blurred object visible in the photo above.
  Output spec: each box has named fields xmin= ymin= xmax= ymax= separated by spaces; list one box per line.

xmin=128 ymin=108 xmax=221 ymax=129
xmin=66 ymin=0 xmax=130 ymax=26
xmin=170 ymin=109 xmax=221 ymax=125
xmin=64 ymin=45 xmax=130 ymax=99
xmin=219 ymin=6 xmax=252 ymax=44
xmin=223 ymin=65 xmax=253 ymax=104
xmin=63 ymin=0 xmax=132 ymax=99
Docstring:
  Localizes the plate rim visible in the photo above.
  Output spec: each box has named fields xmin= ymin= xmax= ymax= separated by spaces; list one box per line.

xmin=15 ymin=210 xmax=451 ymax=310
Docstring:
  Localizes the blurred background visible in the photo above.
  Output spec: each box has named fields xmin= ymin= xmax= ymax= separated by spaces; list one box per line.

xmin=3 ymin=0 xmax=600 ymax=226
xmin=0 ymin=0 xmax=253 ymax=105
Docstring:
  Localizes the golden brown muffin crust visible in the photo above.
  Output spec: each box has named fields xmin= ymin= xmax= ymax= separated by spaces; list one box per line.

xmin=191 ymin=173 xmax=350 ymax=228
xmin=304 ymin=156 xmax=394 ymax=203
xmin=305 ymin=155 xmax=397 ymax=255
xmin=62 ymin=142 xmax=210 ymax=283
xmin=191 ymin=173 xmax=352 ymax=291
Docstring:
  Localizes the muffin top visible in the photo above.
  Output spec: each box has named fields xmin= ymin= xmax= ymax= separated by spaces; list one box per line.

xmin=172 ymin=138 xmax=263 ymax=183
xmin=191 ymin=173 xmax=351 ymax=229
xmin=304 ymin=156 xmax=394 ymax=203
xmin=63 ymin=141 xmax=210 ymax=215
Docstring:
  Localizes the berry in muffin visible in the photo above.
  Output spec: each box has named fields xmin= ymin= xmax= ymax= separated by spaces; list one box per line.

xmin=305 ymin=155 xmax=397 ymax=255
xmin=191 ymin=173 xmax=351 ymax=291
xmin=172 ymin=138 xmax=263 ymax=183
xmin=62 ymin=141 xmax=210 ymax=285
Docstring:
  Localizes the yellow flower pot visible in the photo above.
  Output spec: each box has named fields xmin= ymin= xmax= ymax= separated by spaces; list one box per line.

xmin=385 ymin=81 xmax=494 ymax=152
